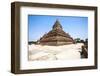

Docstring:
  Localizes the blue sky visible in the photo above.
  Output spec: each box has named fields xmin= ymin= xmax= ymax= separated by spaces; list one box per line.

xmin=28 ymin=15 xmax=88 ymax=41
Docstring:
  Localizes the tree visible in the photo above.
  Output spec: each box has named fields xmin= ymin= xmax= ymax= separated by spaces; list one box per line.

xmin=80 ymin=40 xmax=84 ymax=43
xmin=84 ymin=38 xmax=88 ymax=49
xmin=75 ymin=38 xmax=81 ymax=43
xmin=85 ymin=38 xmax=88 ymax=44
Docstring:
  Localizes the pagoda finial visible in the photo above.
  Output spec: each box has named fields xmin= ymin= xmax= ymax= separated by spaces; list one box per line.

xmin=52 ymin=19 xmax=62 ymax=30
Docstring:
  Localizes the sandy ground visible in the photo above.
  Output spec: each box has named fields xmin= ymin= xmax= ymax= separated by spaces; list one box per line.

xmin=28 ymin=43 xmax=84 ymax=61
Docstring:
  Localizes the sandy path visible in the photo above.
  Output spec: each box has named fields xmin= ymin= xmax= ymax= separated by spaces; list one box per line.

xmin=29 ymin=43 xmax=83 ymax=61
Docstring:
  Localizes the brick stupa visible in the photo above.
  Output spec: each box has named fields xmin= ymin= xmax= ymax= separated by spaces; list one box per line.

xmin=37 ymin=20 xmax=75 ymax=46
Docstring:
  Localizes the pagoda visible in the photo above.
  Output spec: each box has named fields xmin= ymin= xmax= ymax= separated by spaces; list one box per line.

xmin=37 ymin=20 xmax=75 ymax=46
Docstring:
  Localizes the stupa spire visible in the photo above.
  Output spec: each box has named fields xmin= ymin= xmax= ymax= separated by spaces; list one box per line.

xmin=52 ymin=19 xmax=62 ymax=30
